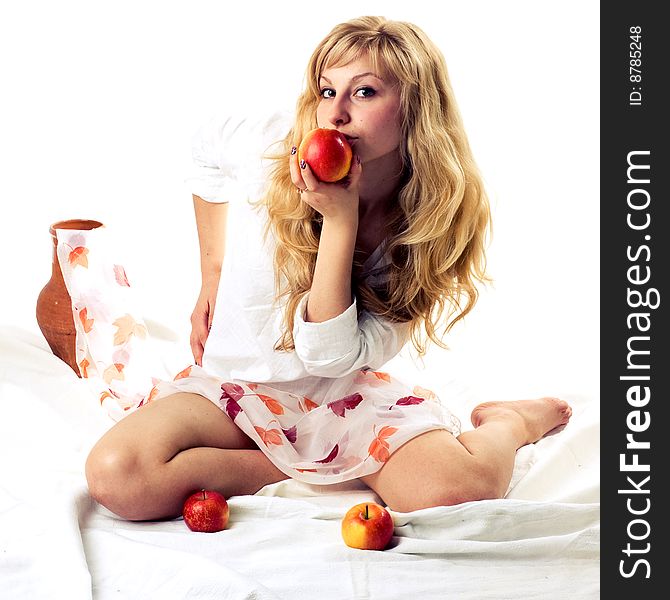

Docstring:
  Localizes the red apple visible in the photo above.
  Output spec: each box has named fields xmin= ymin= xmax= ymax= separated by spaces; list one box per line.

xmin=341 ymin=502 xmax=394 ymax=550
xmin=182 ymin=489 xmax=229 ymax=533
xmin=298 ymin=128 xmax=353 ymax=182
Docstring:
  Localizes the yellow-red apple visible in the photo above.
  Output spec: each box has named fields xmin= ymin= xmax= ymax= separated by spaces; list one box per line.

xmin=298 ymin=128 xmax=353 ymax=182
xmin=341 ymin=502 xmax=394 ymax=550
xmin=182 ymin=489 xmax=229 ymax=533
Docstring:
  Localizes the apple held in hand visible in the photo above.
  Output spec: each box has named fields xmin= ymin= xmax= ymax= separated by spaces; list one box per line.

xmin=298 ymin=128 xmax=353 ymax=182
xmin=341 ymin=502 xmax=394 ymax=550
xmin=182 ymin=489 xmax=229 ymax=533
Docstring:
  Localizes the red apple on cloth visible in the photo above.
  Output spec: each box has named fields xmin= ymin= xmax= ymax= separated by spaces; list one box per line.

xmin=341 ymin=502 xmax=394 ymax=550
xmin=298 ymin=128 xmax=353 ymax=182
xmin=182 ymin=489 xmax=229 ymax=533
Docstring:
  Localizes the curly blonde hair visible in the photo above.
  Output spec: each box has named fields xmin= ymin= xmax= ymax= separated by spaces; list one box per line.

xmin=258 ymin=16 xmax=491 ymax=356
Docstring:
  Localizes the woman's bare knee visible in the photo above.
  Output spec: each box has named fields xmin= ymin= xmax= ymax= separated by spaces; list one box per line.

xmin=85 ymin=442 xmax=153 ymax=520
xmin=85 ymin=392 xmax=257 ymax=519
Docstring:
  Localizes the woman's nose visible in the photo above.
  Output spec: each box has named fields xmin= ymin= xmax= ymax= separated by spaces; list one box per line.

xmin=326 ymin=97 xmax=350 ymax=126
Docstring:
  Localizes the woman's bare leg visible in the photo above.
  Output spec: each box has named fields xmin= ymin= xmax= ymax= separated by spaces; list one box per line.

xmin=360 ymin=397 xmax=572 ymax=512
xmin=85 ymin=392 xmax=289 ymax=520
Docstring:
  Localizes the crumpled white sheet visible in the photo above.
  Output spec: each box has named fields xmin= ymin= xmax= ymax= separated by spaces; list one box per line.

xmin=0 ymin=325 xmax=600 ymax=600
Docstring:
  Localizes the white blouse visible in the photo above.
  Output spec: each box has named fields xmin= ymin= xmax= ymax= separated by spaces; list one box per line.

xmin=184 ymin=110 xmax=411 ymax=392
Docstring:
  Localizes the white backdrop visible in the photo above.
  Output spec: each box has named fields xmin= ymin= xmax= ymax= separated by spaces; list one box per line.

xmin=0 ymin=1 xmax=599 ymax=403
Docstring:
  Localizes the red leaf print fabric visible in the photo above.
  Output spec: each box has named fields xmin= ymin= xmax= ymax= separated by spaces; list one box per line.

xmin=103 ymin=363 xmax=125 ymax=384
xmin=112 ymin=314 xmax=147 ymax=346
xmin=282 ymin=425 xmax=297 ymax=443
xmin=221 ymin=382 xmax=245 ymax=402
xmin=354 ymin=370 xmax=392 ymax=387
xmin=257 ymin=393 xmax=284 ymax=415
xmin=220 ymin=383 xmax=244 ymax=420
xmin=255 ymin=425 xmax=283 ymax=447
xmin=315 ymin=444 xmax=339 ymax=464
xmin=373 ymin=371 xmax=391 ymax=383
xmin=327 ymin=393 xmax=363 ymax=417
xmin=393 ymin=396 xmax=425 ymax=408
xmin=299 ymin=397 xmax=319 ymax=412
xmin=68 ymin=246 xmax=89 ymax=268
xmin=79 ymin=307 xmax=94 ymax=333
xmin=174 ymin=365 xmax=193 ymax=380
xmin=113 ymin=264 xmax=131 ymax=287
xmin=79 ymin=357 xmax=90 ymax=378
xmin=224 ymin=399 xmax=241 ymax=420
xmin=368 ymin=425 xmax=398 ymax=463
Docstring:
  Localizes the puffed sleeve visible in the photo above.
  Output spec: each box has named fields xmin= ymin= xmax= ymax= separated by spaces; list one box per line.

xmin=292 ymin=294 xmax=411 ymax=378
xmin=185 ymin=109 xmax=292 ymax=203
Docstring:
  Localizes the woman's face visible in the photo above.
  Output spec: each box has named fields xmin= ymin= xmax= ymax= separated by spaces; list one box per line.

xmin=316 ymin=55 xmax=402 ymax=166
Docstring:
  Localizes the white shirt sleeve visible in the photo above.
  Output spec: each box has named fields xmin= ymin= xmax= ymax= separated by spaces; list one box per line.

xmin=292 ymin=294 xmax=411 ymax=378
xmin=185 ymin=109 xmax=292 ymax=203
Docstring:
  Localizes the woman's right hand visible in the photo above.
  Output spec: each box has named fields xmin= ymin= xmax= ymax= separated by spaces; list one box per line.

xmin=190 ymin=279 xmax=219 ymax=367
xmin=290 ymin=146 xmax=362 ymax=225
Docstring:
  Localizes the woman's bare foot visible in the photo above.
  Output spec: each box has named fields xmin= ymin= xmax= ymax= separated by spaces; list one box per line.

xmin=470 ymin=398 xmax=572 ymax=446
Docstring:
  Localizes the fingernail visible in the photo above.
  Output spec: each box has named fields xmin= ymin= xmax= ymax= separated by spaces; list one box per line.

xmin=356 ymin=155 xmax=361 ymax=165
xmin=300 ymin=159 xmax=306 ymax=169
xmin=291 ymin=146 xmax=297 ymax=155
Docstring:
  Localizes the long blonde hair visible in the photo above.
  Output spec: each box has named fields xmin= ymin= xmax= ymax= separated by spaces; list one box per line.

xmin=259 ymin=16 xmax=491 ymax=356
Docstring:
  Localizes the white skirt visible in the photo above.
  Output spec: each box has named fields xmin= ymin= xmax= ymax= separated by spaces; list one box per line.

xmin=151 ymin=365 xmax=461 ymax=484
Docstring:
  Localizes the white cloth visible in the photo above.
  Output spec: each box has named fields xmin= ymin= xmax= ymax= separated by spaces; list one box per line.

xmin=0 ymin=326 xmax=601 ymax=599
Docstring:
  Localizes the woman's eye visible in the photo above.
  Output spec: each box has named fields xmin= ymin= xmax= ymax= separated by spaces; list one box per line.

xmin=320 ymin=88 xmax=335 ymax=99
xmin=355 ymin=87 xmax=376 ymax=98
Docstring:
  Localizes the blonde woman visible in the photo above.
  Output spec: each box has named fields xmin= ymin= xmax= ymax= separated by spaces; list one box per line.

xmin=85 ymin=16 xmax=571 ymax=520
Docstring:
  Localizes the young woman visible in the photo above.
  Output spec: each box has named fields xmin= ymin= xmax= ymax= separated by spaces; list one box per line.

xmin=85 ymin=16 xmax=571 ymax=520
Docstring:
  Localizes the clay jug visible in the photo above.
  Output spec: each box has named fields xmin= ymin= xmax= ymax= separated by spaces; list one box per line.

xmin=36 ymin=219 xmax=103 ymax=376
